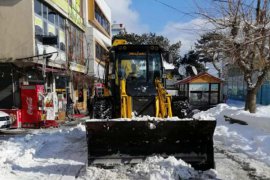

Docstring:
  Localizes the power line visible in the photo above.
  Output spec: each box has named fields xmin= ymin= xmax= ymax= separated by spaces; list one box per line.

xmin=152 ymin=0 xmax=197 ymax=19
xmin=213 ymin=0 xmax=257 ymax=9
xmin=150 ymin=0 xmax=215 ymax=31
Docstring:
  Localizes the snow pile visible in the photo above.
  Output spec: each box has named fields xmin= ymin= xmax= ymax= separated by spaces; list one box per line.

xmin=0 ymin=124 xmax=218 ymax=180
xmin=194 ymin=102 xmax=270 ymax=167
xmin=82 ymin=156 xmax=217 ymax=180
xmin=193 ymin=103 xmax=234 ymax=120
xmin=128 ymin=156 xmax=217 ymax=180
xmin=163 ymin=60 xmax=175 ymax=70
xmin=0 ymin=124 xmax=87 ymax=180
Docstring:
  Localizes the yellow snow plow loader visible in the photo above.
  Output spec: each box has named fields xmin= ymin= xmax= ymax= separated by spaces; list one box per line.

xmin=85 ymin=42 xmax=216 ymax=170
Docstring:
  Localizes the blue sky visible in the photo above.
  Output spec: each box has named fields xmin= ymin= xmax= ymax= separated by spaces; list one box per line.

xmin=104 ymin=0 xmax=213 ymax=54
xmin=130 ymin=0 xmax=199 ymax=32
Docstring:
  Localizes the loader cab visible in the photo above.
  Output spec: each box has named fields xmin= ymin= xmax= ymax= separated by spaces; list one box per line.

xmin=110 ymin=45 xmax=164 ymax=84
xmin=106 ymin=45 xmax=165 ymax=117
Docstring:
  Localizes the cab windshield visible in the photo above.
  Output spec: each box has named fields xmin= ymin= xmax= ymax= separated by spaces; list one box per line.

xmin=117 ymin=52 xmax=162 ymax=82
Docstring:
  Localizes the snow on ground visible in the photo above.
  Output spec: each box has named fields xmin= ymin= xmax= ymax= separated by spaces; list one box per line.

xmin=0 ymin=125 xmax=87 ymax=180
xmin=0 ymin=100 xmax=269 ymax=179
xmin=194 ymin=100 xmax=270 ymax=179
xmin=0 ymin=124 xmax=217 ymax=180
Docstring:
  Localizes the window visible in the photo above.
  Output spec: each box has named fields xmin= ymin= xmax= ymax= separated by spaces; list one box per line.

xmin=190 ymin=92 xmax=209 ymax=106
xmin=95 ymin=3 xmax=110 ymax=35
xmin=120 ymin=57 xmax=147 ymax=81
xmin=35 ymin=26 xmax=43 ymax=36
xmin=95 ymin=42 xmax=107 ymax=61
xmin=59 ymin=16 xmax=65 ymax=29
xmin=48 ymin=8 xmax=55 ymax=24
xmin=117 ymin=52 xmax=162 ymax=82
xmin=67 ymin=24 xmax=84 ymax=63
xmin=34 ymin=0 xmax=68 ymax=53
xmin=34 ymin=0 xmax=42 ymax=16
xmin=148 ymin=53 xmax=162 ymax=80
xmin=43 ymin=21 xmax=48 ymax=35
xmin=55 ymin=15 xmax=59 ymax=27
xmin=56 ymin=29 xmax=59 ymax=48
xmin=43 ymin=6 xmax=48 ymax=19
xmin=190 ymin=84 xmax=209 ymax=91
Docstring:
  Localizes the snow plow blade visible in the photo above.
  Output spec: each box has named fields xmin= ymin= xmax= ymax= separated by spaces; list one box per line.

xmin=86 ymin=119 xmax=216 ymax=170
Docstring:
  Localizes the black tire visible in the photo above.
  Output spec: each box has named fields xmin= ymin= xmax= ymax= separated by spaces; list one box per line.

xmin=92 ymin=98 xmax=112 ymax=119
xmin=172 ymin=100 xmax=192 ymax=118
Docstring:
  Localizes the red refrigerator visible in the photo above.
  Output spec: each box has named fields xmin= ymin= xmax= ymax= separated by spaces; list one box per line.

xmin=21 ymin=85 xmax=44 ymax=128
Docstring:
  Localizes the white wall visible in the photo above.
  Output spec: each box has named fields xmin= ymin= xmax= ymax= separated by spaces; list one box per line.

xmin=0 ymin=0 xmax=35 ymax=60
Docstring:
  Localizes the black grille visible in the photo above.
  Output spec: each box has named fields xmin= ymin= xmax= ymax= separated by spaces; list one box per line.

xmin=0 ymin=116 xmax=9 ymax=121
xmin=132 ymin=96 xmax=155 ymax=116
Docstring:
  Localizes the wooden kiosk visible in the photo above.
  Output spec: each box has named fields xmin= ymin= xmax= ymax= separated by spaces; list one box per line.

xmin=175 ymin=72 xmax=223 ymax=110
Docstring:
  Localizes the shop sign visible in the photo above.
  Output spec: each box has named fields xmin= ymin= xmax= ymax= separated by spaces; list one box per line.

xmin=50 ymin=0 xmax=69 ymax=13
xmin=49 ymin=0 xmax=84 ymax=30
xmin=70 ymin=62 xmax=86 ymax=73
xmin=68 ymin=6 xmax=84 ymax=29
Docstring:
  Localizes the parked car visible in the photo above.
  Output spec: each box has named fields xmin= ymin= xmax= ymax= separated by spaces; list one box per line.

xmin=0 ymin=111 xmax=11 ymax=128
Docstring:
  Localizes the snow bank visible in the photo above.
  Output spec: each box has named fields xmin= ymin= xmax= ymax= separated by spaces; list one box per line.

xmin=0 ymin=124 xmax=217 ymax=180
xmin=82 ymin=156 xmax=217 ymax=180
xmin=0 ymin=124 xmax=87 ymax=180
xmin=194 ymin=102 xmax=270 ymax=166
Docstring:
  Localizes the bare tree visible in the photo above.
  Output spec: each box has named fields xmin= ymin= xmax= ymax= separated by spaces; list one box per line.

xmin=199 ymin=0 xmax=270 ymax=113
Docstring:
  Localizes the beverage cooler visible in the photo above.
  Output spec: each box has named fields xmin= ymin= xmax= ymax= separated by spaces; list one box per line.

xmin=21 ymin=85 xmax=44 ymax=128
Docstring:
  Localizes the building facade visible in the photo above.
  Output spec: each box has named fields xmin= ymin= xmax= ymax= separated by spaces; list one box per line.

xmin=0 ymin=0 xmax=111 ymax=116
xmin=111 ymin=23 xmax=127 ymax=36
xmin=86 ymin=0 xmax=111 ymax=85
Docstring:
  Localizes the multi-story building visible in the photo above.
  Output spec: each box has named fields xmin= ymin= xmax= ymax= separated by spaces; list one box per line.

xmin=0 ymin=0 xmax=111 ymax=115
xmin=112 ymin=23 xmax=127 ymax=36
xmin=85 ymin=0 xmax=111 ymax=85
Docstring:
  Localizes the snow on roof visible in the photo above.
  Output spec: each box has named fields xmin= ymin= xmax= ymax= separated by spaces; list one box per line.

xmin=174 ymin=72 xmax=223 ymax=85
xmin=163 ymin=60 xmax=175 ymax=70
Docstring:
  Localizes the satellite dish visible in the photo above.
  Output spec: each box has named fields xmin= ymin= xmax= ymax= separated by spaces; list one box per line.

xmin=191 ymin=66 xmax=198 ymax=76
xmin=178 ymin=65 xmax=186 ymax=76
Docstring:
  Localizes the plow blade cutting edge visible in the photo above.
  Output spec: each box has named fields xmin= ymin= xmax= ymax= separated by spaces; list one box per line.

xmin=86 ymin=119 xmax=216 ymax=170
